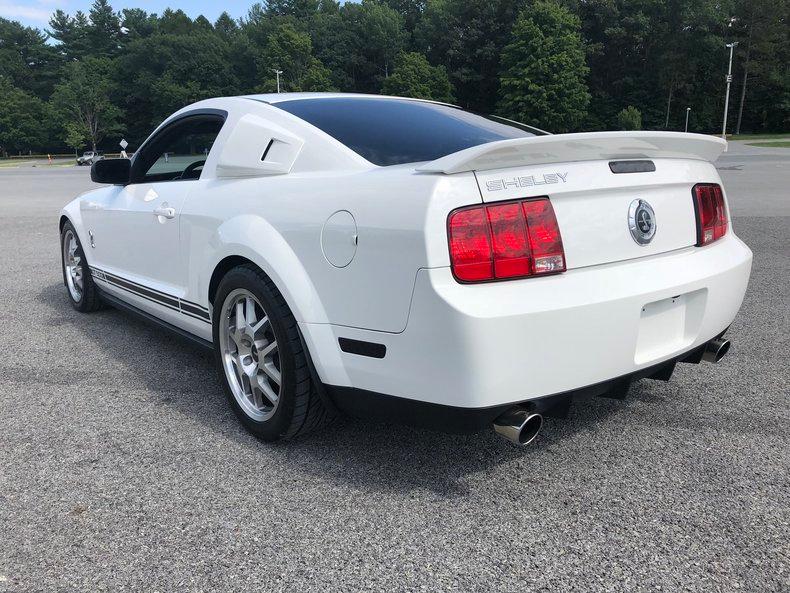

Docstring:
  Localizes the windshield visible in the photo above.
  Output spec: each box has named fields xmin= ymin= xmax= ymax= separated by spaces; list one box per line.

xmin=272 ymin=97 xmax=544 ymax=166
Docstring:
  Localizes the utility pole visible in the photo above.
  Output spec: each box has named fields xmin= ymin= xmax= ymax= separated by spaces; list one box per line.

xmin=722 ymin=41 xmax=739 ymax=138
xmin=271 ymin=69 xmax=283 ymax=93
xmin=685 ymin=107 xmax=691 ymax=133
xmin=735 ymin=8 xmax=754 ymax=135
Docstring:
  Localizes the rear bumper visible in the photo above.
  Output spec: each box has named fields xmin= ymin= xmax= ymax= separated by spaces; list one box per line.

xmin=306 ymin=232 xmax=752 ymax=410
xmin=325 ymin=338 xmax=724 ymax=433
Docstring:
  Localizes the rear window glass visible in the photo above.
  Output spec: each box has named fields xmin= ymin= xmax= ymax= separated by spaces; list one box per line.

xmin=272 ymin=97 xmax=541 ymax=166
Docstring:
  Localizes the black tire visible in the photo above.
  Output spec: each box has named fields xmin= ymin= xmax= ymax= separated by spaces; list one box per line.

xmin=212 ymin=264 xmax=335 ymax=441
xmin=60 ymin=221 xmax=102 ymax=312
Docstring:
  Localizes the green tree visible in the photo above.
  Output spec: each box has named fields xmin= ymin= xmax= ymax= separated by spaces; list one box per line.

xmin=194 ymin=15 xmax=215 ymax=32
xmin=382 ymin=0 xmax=425 ymax=32
xmin=87 ymin=0 xmax=122 ymax=55
xmin=4 ymin=0 xmax=785 ymax=151
xmin=48 ymin=10 xmax=92 ymax=60
xmin=346 ymin=0 xmax=406 ymax=90
xmin=575 ymin=0 xmax=748 ymax=132
xmin=309 ymin=8 xmax=357 ymax=89
xmin=116 ymin=30 xmax=242 ymax=141
xmin=616 ymin=106 xmax=642 ymax=130
xmin=0 ymin=17 xmax=61 ymax=97
xmin=215 ymin=12 xmax=240 ymax=38
xmin=650 ymin=0 xmax=726 ymax=130
xmin=0 ymin=80 xmax=49 ymax=155
xmin=382 ymin=51 xmax=454 ymax=102
xmin=574 ymin=0 xmax=656 ymax=130
xmin=497 ymin=1 xmax=590 ymax=133
xmin=120 ymin=8 xmax=159 ymax=40
xmin=732 ymin=0 xmax=790 ymax=133
xmin=50 ymin=57 xmax=123 ymax=151
xmin=263 ymin=0 xmax=321 ymax=19
xmin=311 ymin=0 xmax=406 ymax=92
xmin=257 ymin=22 xmax=333 ymax=92
xmin=415 ymin=0 xmax=521 ymax=112
xmin=158 ymin=9 xmax=195 ymax=35
xmin=63 ymin=122 xmax=90 ymax=153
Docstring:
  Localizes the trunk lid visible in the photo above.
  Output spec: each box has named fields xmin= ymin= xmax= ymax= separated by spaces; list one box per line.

xmin=419 ymin=132 xmax=727 ymax=270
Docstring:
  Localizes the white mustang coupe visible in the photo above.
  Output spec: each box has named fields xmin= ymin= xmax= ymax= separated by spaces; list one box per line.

xmin=60 ymin=93 xmax=752 ymax=445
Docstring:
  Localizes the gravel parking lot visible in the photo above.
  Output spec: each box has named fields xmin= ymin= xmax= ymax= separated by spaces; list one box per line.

xmin=1 ymin=143 xmax=788 ymax=592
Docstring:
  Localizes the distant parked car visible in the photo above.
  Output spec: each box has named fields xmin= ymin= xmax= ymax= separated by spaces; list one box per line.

xmin=76 ymin=151 xmax=103 ymax=166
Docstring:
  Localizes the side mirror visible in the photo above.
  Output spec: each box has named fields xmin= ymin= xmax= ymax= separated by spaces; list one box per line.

xmin=91 ymin=158 xmax=130 ymax=185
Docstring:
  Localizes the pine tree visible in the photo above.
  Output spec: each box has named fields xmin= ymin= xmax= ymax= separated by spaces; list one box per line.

xmin=497 ymin=1 xmax=590 ymax=133
xmin=48 ymin=10 xmax=92 ymax=60
xmin=87 ymin=0 xmax=122 ymax=56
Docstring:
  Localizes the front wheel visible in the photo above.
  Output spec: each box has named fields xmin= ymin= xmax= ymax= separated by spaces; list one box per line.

xmin=213 ymin=265 xmax=334 ymax=441
xmin=60 ymin=222 xmax=102 ymax=312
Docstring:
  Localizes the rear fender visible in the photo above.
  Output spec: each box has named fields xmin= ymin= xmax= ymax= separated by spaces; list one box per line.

xmin=207 ymin=214 xmax=329 ymax=325
xmin=204 ymin=214 xmax=346 ymax=383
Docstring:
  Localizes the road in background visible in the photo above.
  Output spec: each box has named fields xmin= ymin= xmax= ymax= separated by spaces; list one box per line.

xmin=0 ymin=143 xmax=787 ymax=592
xmin=716 ymin=142 xmax=790 ymax=216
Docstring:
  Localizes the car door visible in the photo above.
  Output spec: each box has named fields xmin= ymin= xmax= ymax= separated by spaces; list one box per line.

xmin=82 ymin=112 xmax=225 ymax=326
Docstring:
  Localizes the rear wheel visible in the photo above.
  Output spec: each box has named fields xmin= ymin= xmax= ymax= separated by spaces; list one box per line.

xmin=60 ymin=222 xmax=102 ymax=312
xmin=213 ymin=265 xmax=334 ymax=441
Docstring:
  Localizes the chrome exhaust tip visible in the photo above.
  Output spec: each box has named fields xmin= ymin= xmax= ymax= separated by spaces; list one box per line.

xmin=493 ymin=407 xmax=543 ymax=446
xmin=702 ymin=338 xmax=731 ymax=363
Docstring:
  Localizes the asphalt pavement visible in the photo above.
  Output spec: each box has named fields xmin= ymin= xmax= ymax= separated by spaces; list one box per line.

xmin=0 ymin=142 xmax=788 ymax=592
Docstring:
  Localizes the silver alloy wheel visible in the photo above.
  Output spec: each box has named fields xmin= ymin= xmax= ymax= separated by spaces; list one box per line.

xmin=63 ymin=229 xmax=84 ymax=302
xmin=219 ymin=288 xmax=282 ymax=421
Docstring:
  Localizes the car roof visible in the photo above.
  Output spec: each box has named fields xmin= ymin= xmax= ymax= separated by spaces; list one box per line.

xmin=243 ymin=92 xmax=457 ymax=109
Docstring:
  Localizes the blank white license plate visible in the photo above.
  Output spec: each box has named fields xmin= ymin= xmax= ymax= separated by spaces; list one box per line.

xmin=634 ymin=293 xmax=698 ymax=364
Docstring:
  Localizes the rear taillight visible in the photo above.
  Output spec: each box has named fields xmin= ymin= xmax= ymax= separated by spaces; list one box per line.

xmin=693 ymin=184 xmax=728 ymax=246
xmin=448 ymin=197 xmax=565 ymax=283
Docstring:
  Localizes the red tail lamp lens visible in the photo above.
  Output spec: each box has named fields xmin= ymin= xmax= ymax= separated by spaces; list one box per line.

xmin=522 ymin=199 xmax=566 ymax=274
xmin=693 ymin=184 xmax=728 ymax=246
xmin=448 ymin=198 xmax=565 ymax=283
xmin=487 ymin=202 xmax=531 ymax=278
xmin=447 ymin=206 xmax=493 ymax=281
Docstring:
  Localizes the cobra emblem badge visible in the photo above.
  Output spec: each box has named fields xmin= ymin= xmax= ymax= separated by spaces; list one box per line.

xmin=628 ymin=199 xmax=656 ymax=245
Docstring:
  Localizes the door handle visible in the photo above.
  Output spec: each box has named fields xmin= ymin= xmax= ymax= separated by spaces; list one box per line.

xmin=153 ymin=204 xmax=176 ymax=219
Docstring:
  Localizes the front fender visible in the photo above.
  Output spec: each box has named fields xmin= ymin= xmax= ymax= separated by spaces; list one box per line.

xmin=60 ymin=186 xmax=120 ymax=261
xmin=60 ymin=198 xmax=90 ymax=252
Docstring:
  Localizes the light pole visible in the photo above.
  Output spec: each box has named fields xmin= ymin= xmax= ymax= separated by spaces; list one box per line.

xmin=722 ymin=42 xmax=738 ymax=138
xmin=685 ymin=107 xmax=691 ymax=133
xmin=271 ymin=69 xmax=283 ymax=93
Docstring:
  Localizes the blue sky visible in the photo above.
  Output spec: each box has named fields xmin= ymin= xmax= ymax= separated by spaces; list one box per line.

xmin=0 ymin=0 xmax=338 ymax=29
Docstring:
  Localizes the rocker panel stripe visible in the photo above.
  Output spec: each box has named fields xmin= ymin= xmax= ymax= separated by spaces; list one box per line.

xmin=90 ymin=267 xmax=211 ymax=324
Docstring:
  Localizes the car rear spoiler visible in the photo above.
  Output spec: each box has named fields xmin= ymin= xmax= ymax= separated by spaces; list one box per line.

xmin=415 ymin=131 xmax=727 ymax=174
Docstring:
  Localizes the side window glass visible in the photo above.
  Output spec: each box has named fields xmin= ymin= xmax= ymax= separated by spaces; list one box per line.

xmin=134 ymin=116 xmax=223 ymax=183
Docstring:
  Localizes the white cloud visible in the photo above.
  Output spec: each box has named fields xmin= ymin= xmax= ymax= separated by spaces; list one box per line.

xmin=0 ymin=1 xmax=57 ymax=24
